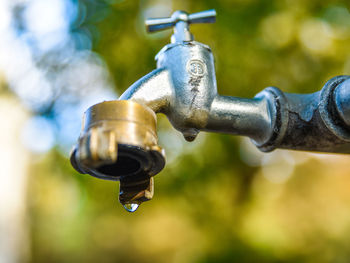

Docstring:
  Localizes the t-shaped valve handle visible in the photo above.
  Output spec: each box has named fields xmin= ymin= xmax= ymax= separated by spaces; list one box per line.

xmin=145 ymin=9 xmax=216 ymax=43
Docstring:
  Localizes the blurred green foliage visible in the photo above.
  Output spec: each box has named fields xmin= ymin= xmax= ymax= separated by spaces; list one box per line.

xmin=28 ymin=0 xmax=350 ymax=262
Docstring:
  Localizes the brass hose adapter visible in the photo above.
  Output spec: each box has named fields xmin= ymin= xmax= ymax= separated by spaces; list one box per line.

xmin=70 ymin=100 xmax=165 ymax=211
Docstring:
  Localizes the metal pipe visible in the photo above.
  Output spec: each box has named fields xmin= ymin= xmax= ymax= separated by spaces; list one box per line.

xmin=257 ymin=76 xmax=350 ymax=153
xmin=205 ymin=95 xmax=274 ymax=145
xmin=334 ymin=78 xmax=350 ymax=126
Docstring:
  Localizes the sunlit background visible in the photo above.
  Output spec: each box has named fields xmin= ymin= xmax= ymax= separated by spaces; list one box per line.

xmin=1 ymin=0 xmax=350 ymax=262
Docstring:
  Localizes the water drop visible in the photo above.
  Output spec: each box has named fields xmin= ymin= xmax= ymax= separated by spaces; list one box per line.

xmin=123 ymin=203 xmax=139 ymax=212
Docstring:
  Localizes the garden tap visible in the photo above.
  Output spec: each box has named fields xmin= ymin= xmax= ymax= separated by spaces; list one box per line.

xmin=71 ymin=9 xmax=350 ymax=211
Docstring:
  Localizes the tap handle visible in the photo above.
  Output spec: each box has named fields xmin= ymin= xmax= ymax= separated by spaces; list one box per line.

xmin=145 ymin=9 xmax=216 ymax=39
xmin=145 ymin=17 xmax=175 ymax=33
xmin=188 ymin=9 xmax=216 ymax=24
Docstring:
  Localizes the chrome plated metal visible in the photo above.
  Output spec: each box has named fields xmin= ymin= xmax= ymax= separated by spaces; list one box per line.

xmin=145 ymin=9 xmax=216 ymax=43
xmin=71 ymin=9 xmax=350 ymax=210
xmin=122 ymin=9 xmax=350 ymax=152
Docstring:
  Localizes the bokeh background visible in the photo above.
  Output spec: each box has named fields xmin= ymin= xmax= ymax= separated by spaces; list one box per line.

xmin=1 ymin=0 xmax=350 ymax=262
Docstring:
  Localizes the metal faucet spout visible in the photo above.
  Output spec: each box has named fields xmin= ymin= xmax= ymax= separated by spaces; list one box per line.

xmin=119 ymin=68 xmax=172 ymax=113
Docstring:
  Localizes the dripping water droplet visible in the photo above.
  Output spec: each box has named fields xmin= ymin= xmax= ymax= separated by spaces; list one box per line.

xmin=123 ymin=203 xmax=139 ymax=212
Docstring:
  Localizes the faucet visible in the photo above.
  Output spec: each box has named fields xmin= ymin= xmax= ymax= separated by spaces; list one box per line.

xmin=70 ymin=9 xmax=350 ymax=212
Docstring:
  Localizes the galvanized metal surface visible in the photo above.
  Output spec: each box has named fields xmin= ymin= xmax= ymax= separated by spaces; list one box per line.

xmin=258 ymin=76 xmax=350 ymax=153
